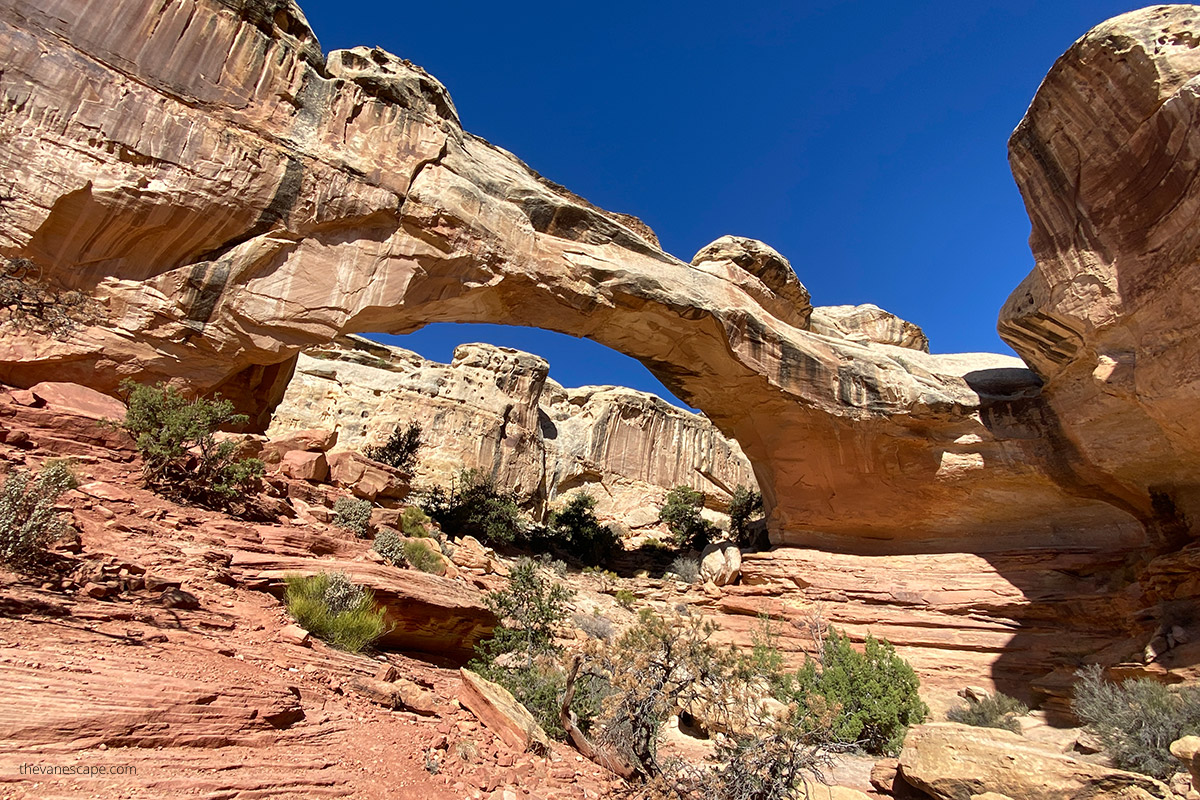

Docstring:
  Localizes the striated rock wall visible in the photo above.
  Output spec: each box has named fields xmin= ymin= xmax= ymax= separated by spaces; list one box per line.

xmin=268 ymin=336 xmax=756 ymax=526
xmin=1001 ymin=5 xmax=1200 ymax=542
xmin=0 ymin=0 xmax=1160 ymax=549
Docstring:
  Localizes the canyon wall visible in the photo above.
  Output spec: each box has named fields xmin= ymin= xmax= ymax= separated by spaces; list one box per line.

xmin=0 ymin=0 xmax=1161 ymax=550
xmin=268 ymin=336 xmax=756 ymax=527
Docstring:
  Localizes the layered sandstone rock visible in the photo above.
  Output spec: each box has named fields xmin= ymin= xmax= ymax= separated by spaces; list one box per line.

xmin=810 ymin=304 xmax=930 ymax=352
xmin=898 ymin=723 xmax=1172 ymax=800
xmin=1001 ymin=4 xmax=1200 ymax=540
xmin=268 ymin=337 xmax=757 ymax=526
xmin=0 ymin=0 xmax=1152 ymax=548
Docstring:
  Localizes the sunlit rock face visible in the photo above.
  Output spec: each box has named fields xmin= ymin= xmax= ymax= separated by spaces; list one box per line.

xmin=0 ymin=0 xmax=1180 ymax=550
xmin=1001 ymin=4 xmax=1200 ymax=541
xmin=267 ymin=337 xmax=757 ymax=529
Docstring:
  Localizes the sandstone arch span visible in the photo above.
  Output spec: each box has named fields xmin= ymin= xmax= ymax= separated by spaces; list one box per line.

xmin=0 ymin=0 xmax=1157 ymax=548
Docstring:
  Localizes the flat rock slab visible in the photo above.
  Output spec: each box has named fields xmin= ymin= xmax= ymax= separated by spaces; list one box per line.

xmin=458 ymin=668 xmax=550 ymax=755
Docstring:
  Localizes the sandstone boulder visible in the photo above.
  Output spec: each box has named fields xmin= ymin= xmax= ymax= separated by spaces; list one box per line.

xmin=328 ymin=451 xmax=409 ymax=501
xmin=230 ymin=552 xmax=495 ymax=658
xmin=279 ymin=450 xmax=329 ymax=483
xmin=699 ymin=541 xmax=741 ymax=586
xmin=458 ymin=668 xmax=551 ymax=755
xmin=898 ymin=723 xmax=1172 ymax=800
xmin=262 ymin=428 xmax=338 ymax=464
xmin=1172 ymin=736 xmax=1200 ymax=790
xmin=451 ymin=536 xmax=496 ymax=573
xmin=810 ymin=304 xmax=929 ymax=351
xmin=28 ymin=382 xmax=126 ymax=421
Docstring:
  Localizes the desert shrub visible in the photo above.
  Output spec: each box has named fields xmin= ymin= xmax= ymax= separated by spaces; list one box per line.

xmin=333 ymin=496 xmax=372 ymax=538
xmin=364 ymin=421 xmax=422 ymax=472
xmin=421 ymin=468 xmax=524 ymax=546
xmin=728 ymin=484 xmax=765 ymax=547
xmin=372 ymin=528 xmax=406 ymax=566
xmin=541 ymin=493 xmax=621 ymax=566
xmin=0 ymin=256 xmax=97 ymax=335
xmin=575 ymin=611 xmax=616 ymax=641
xmin=478 ymin=557 xmax=574 ymax=666
xmin=0 ymin=460 xmax=77 ymax=569
xmin=588 ymin=608 xmax=747 ymax=778
xmin=402 ymin=539 xmax=443 ymax=573
xmin=947 ymin=692 xmax=1028 ymax=734
xmin=615 ymin=588 xmax=636 ymax=610
xmin=784 ymin=629 xmax=928 ymax=756
xmin=401 ymin=505 xmax=431 ymax=537
xmin=119 ymin=380 xmax=263 ymax=510
xmin=470 ymin=558 xmax=597 ymax=739
xmin=1073 ymin=664 xmax=1200 ymax=778
xmin=284 ymin=571 xmax=387 ymax=652
xmin=739 ymin=614 xmax=789 ymax=698
xmin=660 ymin=486 xmax=717 ymax=550
xmin=659 ymin=705 xmax=847 ymax=800
xmin=537 ymin=552 xmax=568 ymax=576
xmin=667 ymin=554 xmax=700 ymax=584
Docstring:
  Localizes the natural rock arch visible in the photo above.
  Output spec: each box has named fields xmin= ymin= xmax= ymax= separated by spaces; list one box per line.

xmin=0 ymin=0 xmax=1173 ymax=549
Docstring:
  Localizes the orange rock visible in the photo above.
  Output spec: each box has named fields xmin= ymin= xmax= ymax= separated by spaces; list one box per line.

xmin=458 ymin=669 xmax=550 ymax=755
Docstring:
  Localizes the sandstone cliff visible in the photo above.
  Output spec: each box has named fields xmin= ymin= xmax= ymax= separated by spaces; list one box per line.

xmin=268 ymin=336 xmax=756 ymax=527
xmin=1001 ymin=4 xmax=1200 ymax=545
xmin=0 ymin=0 xmax=1157 ymax=550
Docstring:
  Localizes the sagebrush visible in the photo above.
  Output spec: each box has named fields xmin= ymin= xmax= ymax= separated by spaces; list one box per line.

xmin=947 ymin=692 xmax=1028 ymax=734
xmin=373 ymin=528 xmax=407 ymax=566
xmin=0 ymin=460 xmax=77 ymax=569
xmin=284 ymin=572 xmax=387 ymax=652
xmin=333 ymin=496 xmax=372 ymax=538
xmin=1073 ymin=664 xmax=1200 ymax=778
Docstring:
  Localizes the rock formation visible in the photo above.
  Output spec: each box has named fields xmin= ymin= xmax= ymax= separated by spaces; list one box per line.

xmin=898 ymin=723 xmax=1173 ymax=800
xmin=268 ymin=336 xmax=756 ymax=526
xmin=0 ymin=0 xmax=1163 ymax=550
xmin=1001 ymin=4 xmax=1200 ymax=543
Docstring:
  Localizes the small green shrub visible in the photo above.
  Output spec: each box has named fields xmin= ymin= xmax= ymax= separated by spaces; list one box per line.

xmin=728 ymin=484 xmax=764 ymax=547
xmin=785 ymin=629 xmax=928 ymax=755
xmin=0 ymin=460 xmax=77 ymax=569
xmin=373 ymin=528 xmax=406 ymax=566
xmin=420 ymin=468 xmax=524 ymax=546
xmin=364 ymin=420 xmax=422 ymax=472
xmin=660 ymin=486 xmax=717 ymax=550
xmin=668 ymin=554 xmax=700 ymax=584
xmin=470 ymin=558 xmax=596 ymax=740
xmin=283 ymin=572 xmax=387 ymax=652
xmin=402 ymin=539 xmax=443 ymax=574
xmin=947 ymin=692 xmax=1028 ymax=733
xmin=1073 ymin=664 xmax=1200 ymax=778
xmin=333 ymin=496 xmax=372 ymax=538
xmin=401 ymin=505 xmax=431 ymax=537
xmin=119 ymin=380 xmax=263 ymax=510
xmin=615 ymin=588 xmax=636 ymax=610
xmin=541 ymin=493 xmax=620 ymax=566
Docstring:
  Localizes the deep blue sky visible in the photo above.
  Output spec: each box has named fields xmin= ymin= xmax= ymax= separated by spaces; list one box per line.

xmin=299 ymin=0 xmax=1143 ymax=406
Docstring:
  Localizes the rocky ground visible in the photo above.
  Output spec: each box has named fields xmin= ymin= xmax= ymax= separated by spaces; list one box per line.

xmin=3 ymin=385 xmax=1200 ymax=800
xmin=0 ymin=385 xmax=636 ymax=799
